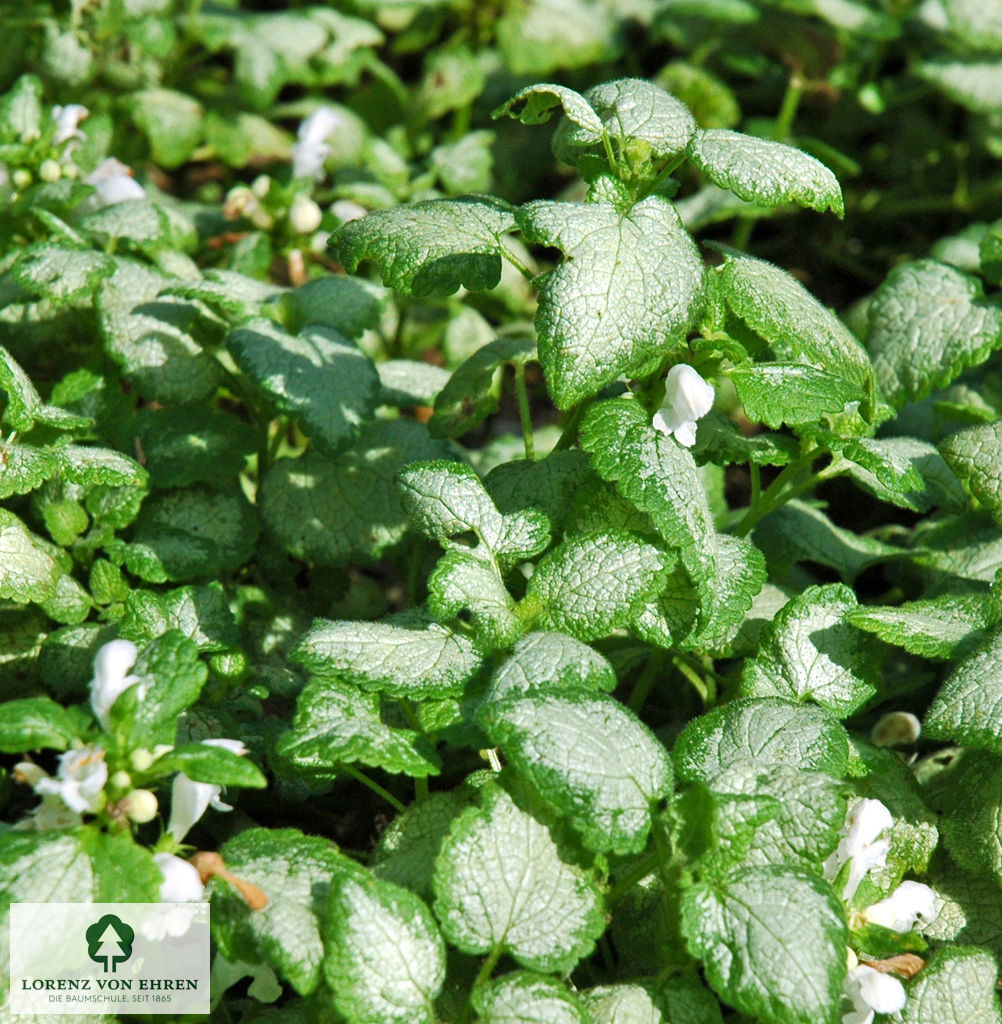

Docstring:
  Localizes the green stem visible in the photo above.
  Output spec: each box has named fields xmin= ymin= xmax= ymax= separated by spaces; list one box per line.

xmin=552 ymin=399 xmax=591 ymax=452
xmin=749 ymin=462 xmax=761 ymax=506
xmin=628 ymin=650 xmax=667 ymax=714
xmin=774 ymin=75 xmax=804 ymax=141
xmin=606 ymin=851 xmax=658 ymax=905
xmin=406 ymin=542 xmax=424 ymax=608
xmin=729 ymin=215 xmax=756 ymax=252
xmin=459 ymin=946 xmax=503 ymax=1024
xmin=733 ymin=448 xmax=819 ymax=537
xmin=673 ymin=655 xmax=714 ymax=707
xmin=513 ymin=364 xmax=536 ymax=460
xmin=499 ymin=242 xmax=535 ymax=281
xmin=414 ymin=776 xmax=429 ymax=802
xmin=341 ymin=765 xmax=406 ymax=813
xmin=601 ymin=131 xmax=619 ymax=175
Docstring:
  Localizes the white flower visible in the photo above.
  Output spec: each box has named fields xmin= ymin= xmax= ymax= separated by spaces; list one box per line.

xmin=154 ymin=852 xmax=205 ymax=903
xmin=52 ymin=103 xmax=88 ymax=146
xmin=652 ymin=364 xmax=715 ymax=447
xmin=35 ymin=746 xmax=108 ymax=814
xmin=90 ymin=638 xmax=141 ymax=731
xmin=167 ymin=739 xmax=247 ymax=842
xmin=288 ymin=193 xmax=323 ymax=234
xmin=842 ymin=964 xmax=906 ymax=1024
xmin=824 ymin=797 xmax=893 ymax=902
xmin=292 ymin=106 xmax=344 ymax=180
xmin=871 ymin=711 xmax=921 ymax=748
xmin=863 ymin=880 xmax=938 ymax=933
xmin=86 ymin=157 xmax=146 ymax=207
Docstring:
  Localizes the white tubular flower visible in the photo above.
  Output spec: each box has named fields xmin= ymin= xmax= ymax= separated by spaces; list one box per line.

xmin=154 ymin=852 xmax=205 ymax=903
xmin=90 ymin=638 xmax=140 ymax=731
xmin=52 ymin=103 xmax=88 ymax=146
xmin=652 ymin=364 xmax=715 ymax=447
xmin=166 ymin=739 xmax=247 ymax=841
xmin=292 ymin=106 xmax=343 ymax=180
xmin=288 ymin=193 xmax=323 ymax=234
xmin=824 ymin=797 xmax=893 ymax=902
xmin=86 ymin=157 xmax=146 ymax=207
xmin=871 ymin=711 xmax=921 ymax=747
xmin=35 ymin=746 xmax=108 ymax=814
xmin=863 ymin=880 xmax=938 ymax=933
xmin=842 ymin=964 xmax=906 ymax=1024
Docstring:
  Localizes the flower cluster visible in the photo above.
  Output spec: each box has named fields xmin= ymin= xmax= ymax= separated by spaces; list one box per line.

xmin=825 ymin=798 xmax=938 ymax=1024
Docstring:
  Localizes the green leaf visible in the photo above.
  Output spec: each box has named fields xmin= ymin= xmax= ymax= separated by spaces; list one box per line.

xmin=940 ymin=420 xmax=1002 ymax=525
xmin=171 ymin=268 xmax=285 ymax=322
xmin=476 ymin=971 xmax=589 ymax=1024
xmin=294 ymin=610 xmax=483 ymax=699
xmin=925 ymin=627 xmax=1002 ymax=753
xmin=707 ymin=763 xmax=850 ymax=872
xmin=519 ymin=182 xmax=704 ymax=408
xmin=741 ymin=584 xmax=880 ymax=717
xmin=10 ymin=245 xmax=115 ymax=303
xmin=133 ymin=405 xmax=258 ymax=490
xmin=331 ymin=197 xmax=517 ymax=298
xmin=132 ymin=88 xmax=203 ymax=167
xmin=147 ymin=741 xmax=266 ymax=788
xmin=40 ymin=573 xmax=92 ymax=626
xmin=729 ymin=362 xmax=859 ymax=428
xmin=753 ymin=500 xmax=903 ymax=583
xmin=687 ymin=129 xmax=843 ymax=215
xmin=324 ymin=872 xmax=445 ymax=1024
xmin=717 ymin=251 xmax=872 ymax=404
xmin=0 ymin=697 xmax=78 ymax=753
xmin=692 ymin=411 xmax=799 ymax=467
xmin=581 ymin=399 xmax=717 ymax=597
xmin=119 ymin=583 xmax=239 ymax=652
xmin=377 ymin=360 xmax=451 ymax=408
xmin=840 ymin=436 xmax=966 ymax=514
xmin=496 ymin=0 xmax=620 ymax=75
xmin=479 ymin=690 xmax=672 ymax=854
xmin=428 ymin=549 xmax=521 ymax=650
xmin=925 ymin=860 xmax=1002 ymax=962
xmin=212 ymin=827 xmax=359 ymax=995
xmin=228 ymin=319 xmax=378 ymax=451
xmin=935 ymin=750 xmax=1002 ymax=886
xmin=428 ymin=337 xmax=537 ymax=439
xmin=261 ymin=420 xmax=451 ymax=566
xmin=371 ymin=790 xmax=471 ymax=902
xmin=397 ymin=459 xmax=549 ymax=568
xmin=552 ymin=79 xmax=697 ymax=167
xmin=583 ymin=984 xmax=665 ymax=1023
xmin=919 ymin=59 xmax=1002 ymax=115
xmin=0 ymin=828 xmax=161 ymax=912
xmin=848 ymin=594 xmax=995 ymax=661
xmin=279 ymin=276 xmax=382 ymax=339
xmin=525 ymin=529 xmax=670 ymax=641
xmin=433 ymin=784 xmax=604 ymax=973
xmin=52 ymin=445 xmax=148 ymax=490
xmin=0 ymin=345 xmax=43 ymax=432
xmin=486 ymin=450 xmax=593 ymax=534
xmin=78 ymin=200 xmax=173 ymax=254
xmin=680 ymin=866 xmax=847 ymax=1024
xmin=125 ymin=484 xmax=259 ymax=583
xmin=673 ymin=697 xmax=850 ymax=783
xmin=493 ymin=83 xmax=605 ymax=134
xmin=96 ymin=258 xmax=221 ymax=403
xmin=110 ymin=631 xmax=208 ymax=748
xmin=0 ymin=442 xmax=59 ymax=499
xmin=277 ymin=675 xmax=442 ymax=777
xmin=0 ymin=509 xmax=61 ymax=604
xmin=897 ymin=946 xmax=1002 ymax=1024
xmin=486 ymin=631 xmax=616 ymax=702
xmin=865 ymin=261 xmax=1002 ymax=408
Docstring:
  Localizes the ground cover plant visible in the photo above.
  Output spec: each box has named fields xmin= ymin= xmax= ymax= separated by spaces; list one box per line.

xmin=2 ymin=1 xmax=1002 ymax=1022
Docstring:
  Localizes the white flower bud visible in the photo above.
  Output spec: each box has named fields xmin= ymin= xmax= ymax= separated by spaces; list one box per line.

xmin=288 ymin=194 xmax=323 ymax=234
xmin=652 ymin=364 xmax=715 ymax=447
xmin=871 ymin=711 xmax=921 ymax=747
xmin=124 ymin=788 xmax=159 ymax=823
xmin=12 ymin=169 xmax=32 ymax=189
xmin=39 ymin=159 xmax=62 ymax=183
xmin=154 ymin=852 xmax=205 ymax=902
xmin=109 ymin=770 xmax=132 ymax=790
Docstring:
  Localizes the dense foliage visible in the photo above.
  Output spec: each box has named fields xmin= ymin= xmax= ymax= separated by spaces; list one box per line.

xmin=2 ymin=1 xmax=1002 ymax=1022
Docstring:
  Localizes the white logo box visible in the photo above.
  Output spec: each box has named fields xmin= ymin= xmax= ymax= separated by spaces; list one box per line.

xmin=10 ymin=903 xmax=210 ymax=1015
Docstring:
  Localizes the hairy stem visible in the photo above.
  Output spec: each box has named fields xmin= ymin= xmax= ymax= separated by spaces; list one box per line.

xmin=513 ymin=363 xmax=536 ymax=460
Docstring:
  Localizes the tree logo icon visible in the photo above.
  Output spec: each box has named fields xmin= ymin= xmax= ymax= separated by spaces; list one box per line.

xmin=85 ymin=914 xmax=134 ymax=973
